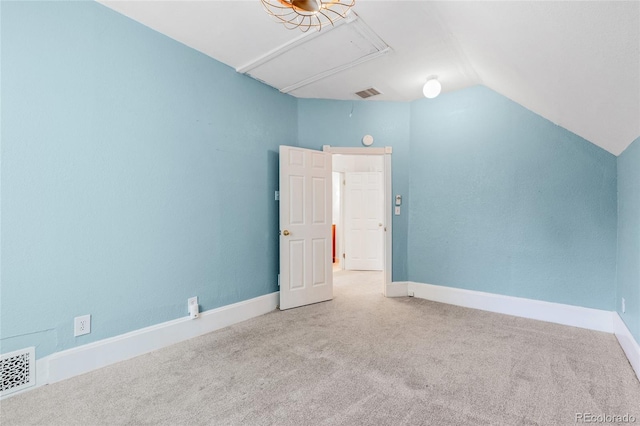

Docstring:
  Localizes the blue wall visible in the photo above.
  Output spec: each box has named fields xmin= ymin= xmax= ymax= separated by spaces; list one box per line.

xmin=408 ymin=86 xmax=618 ymax=310
xmin=297 ymin=99 xmax=411 ymax=281
xmin=1 ymin=1 xmax=634 ymax=362
xmin=1 ymin=1 xmax=296 ymax=357
xmin=617 ymin=137 xmax=640 ymax=343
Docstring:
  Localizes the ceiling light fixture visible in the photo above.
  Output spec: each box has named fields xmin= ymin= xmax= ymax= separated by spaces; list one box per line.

xmin=260 ymin=0 xmax=356 ymax=32
xmin=423 ymin=76 xmax=442 ymax=99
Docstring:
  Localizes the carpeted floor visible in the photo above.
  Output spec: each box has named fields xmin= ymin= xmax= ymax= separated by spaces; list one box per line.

xmin=2 ymin=270 xmax=639 ymax=425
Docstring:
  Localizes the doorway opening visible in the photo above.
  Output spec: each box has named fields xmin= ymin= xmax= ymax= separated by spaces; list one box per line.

xmin=323 ymin=146 xmax=392 ymax=296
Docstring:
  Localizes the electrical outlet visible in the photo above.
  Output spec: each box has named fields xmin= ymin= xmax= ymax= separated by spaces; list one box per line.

xmin=622 ymin=298 xmax=626 ymax=314
xmin=188 ymin=297 xmax=199 ymax=319
xmin=74 ymin=314 xmax=91 ymax=337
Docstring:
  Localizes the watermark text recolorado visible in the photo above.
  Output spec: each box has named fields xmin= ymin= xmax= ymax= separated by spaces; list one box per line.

xmin=576 ymin=413 xmax=636 ymax=423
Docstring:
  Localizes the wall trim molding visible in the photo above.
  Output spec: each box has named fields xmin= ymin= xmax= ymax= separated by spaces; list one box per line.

xmin=7 ymin=286 xmax=638 ymax=398
xmin=322 ymin=145 xmax=391 ymax=155
xmin=614 ymin=313 xmax=640 ymax=381
xmin=4 ymin=292 xmax=279 ymax=399
xmin=404 ymin=281 xmax=640 ymax=380
xmin=387 ymin=281 xmax=409 ymax=297
xmin=406 ymin=281 xmax=614 ymax=333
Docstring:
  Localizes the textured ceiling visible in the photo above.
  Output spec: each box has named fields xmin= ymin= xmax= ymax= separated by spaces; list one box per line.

xmin=99 ymin=1 xmax=640 ymax=155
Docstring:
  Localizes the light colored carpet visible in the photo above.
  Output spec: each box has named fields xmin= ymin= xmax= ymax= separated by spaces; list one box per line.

xmin=2 ymin=271 xmax=639 ymax=425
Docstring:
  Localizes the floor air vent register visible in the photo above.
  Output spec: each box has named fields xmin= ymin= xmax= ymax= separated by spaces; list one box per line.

xmin=1 ymin=347 xmax=35 ymax=396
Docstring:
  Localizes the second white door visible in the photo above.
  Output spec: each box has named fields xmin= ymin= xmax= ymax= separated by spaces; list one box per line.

xmin=344 ymin=172 xmax=384 ymax=271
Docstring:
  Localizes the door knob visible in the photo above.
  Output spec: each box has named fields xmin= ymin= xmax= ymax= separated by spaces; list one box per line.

xmin=283 ymin=230 xmax=290 ymax=236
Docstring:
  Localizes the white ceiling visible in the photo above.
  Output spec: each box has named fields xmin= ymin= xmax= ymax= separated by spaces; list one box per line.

xmin=98 ymin=0 xmax=640 ymax=156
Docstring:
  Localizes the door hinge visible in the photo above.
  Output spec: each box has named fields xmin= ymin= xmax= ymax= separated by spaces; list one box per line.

xmin=343 ymin=253 xmax=345 ymax=259
xmin=343 ymin=179 xmax=346 ymax=185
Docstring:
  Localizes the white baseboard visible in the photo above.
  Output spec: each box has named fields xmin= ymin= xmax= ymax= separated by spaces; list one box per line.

xmin=7 ymin=285 xmax=636 ymax=399
xmin=386 ymin=281 xmax=408 ymax=297
xmin=614 ymin=313 xmax=640 ymax=381
xmin=19 ymin=292 xmax=278 ymax=395
xmin=407 ymin=282 xmax=614 ymax=333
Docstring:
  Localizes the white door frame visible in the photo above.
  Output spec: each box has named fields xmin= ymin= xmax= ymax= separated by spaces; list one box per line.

xmin=323 ymin=145 xmax=392 ymax=296
xmin=333 ymin=170 xmax=346 ymax=271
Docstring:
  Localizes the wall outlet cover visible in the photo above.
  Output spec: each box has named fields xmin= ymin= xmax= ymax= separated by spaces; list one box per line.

xmin=188 ymin=297 xmax=199 ymax=319
xmin=74 ymin=315 xmax=91 ymax=337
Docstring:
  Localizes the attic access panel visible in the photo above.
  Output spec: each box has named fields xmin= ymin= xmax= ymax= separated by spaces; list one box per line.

xmin=237 ymin=14 xmax=389 ymax=94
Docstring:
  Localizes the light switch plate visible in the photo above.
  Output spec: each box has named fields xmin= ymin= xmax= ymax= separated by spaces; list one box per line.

xmin=395 ymin=206 xmax=400 ymax=215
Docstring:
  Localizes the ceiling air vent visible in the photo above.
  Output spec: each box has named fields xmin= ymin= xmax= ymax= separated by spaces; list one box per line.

xmin=355 ymin=88 xmax=381 ymax=99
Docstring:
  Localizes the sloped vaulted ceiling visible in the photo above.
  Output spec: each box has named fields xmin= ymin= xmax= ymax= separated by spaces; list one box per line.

xmin=99 ymin=1 xmax=640 ymax=155
xmin=434 ymin=1 xmax=640 ymax=157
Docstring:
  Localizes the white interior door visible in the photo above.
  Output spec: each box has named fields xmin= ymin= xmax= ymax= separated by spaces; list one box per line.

xmin=279 ymin=146 xmax=333 ymax=310
xmin=345 ymin=172 xmax=384 ymax=271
